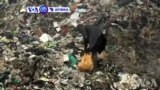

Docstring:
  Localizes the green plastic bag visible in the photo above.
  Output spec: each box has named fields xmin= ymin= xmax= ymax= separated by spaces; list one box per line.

xmin=68 ymin=54 xmax=77 ymax=69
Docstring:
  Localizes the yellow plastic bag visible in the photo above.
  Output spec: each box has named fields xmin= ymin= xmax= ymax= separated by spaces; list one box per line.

xmin=77 ymin=53 xmax=94 ymax=72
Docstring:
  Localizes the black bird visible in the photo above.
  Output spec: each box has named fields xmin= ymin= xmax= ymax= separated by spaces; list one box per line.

xmin=76 ymin=16 xmax=107 ymax=69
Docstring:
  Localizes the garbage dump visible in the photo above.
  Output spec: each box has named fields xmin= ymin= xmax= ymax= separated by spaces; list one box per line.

xmin=0 ymin=0 xmax=159 ymax=89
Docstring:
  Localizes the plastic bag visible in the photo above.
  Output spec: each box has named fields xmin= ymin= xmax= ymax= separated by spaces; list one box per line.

xmin=77 ymin=53 xmax=93 ymax=72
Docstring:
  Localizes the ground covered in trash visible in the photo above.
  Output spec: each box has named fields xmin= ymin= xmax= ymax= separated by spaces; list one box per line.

xmin=0 ymin=0 xmax=160 ymax=89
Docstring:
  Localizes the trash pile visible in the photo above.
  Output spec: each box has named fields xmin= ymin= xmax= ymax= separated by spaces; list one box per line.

xmin=0 ymin=0 xmax=159 ymax=89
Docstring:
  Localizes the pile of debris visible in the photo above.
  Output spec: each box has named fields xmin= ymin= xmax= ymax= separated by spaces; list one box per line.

xmin=0 ymin=0 xmax=159 ymax=89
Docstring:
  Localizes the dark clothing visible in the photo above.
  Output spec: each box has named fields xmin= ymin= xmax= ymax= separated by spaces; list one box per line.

xmin=77 ymin=24 xmax=106 ymax=54
xmin=77 ymin=23 xmax=107 ymax=70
